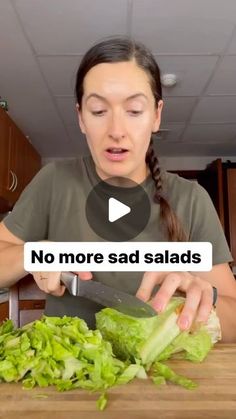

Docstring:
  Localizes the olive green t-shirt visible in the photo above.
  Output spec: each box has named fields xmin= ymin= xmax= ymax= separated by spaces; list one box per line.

xmin=3 ymin=155 xmax=233 ymax=328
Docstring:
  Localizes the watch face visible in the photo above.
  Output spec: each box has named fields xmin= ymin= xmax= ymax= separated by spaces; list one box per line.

xmin=212 ymin=286 xmax=217 ymax=306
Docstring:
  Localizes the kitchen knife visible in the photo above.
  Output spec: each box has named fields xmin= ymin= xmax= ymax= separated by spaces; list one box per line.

xmin=60 ymin=272 xmax=157 ymax=318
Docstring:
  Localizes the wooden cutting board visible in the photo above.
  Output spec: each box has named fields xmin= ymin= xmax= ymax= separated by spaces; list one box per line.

xmin=0 ymin=343 xmax=236 ymax=419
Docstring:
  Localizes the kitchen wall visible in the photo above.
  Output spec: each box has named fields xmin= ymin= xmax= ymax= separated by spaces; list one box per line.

xmin=159 ymin=156 xmax=236 ymax=170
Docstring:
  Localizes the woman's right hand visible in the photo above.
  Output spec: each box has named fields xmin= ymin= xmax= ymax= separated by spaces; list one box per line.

xmin=31 ymin=271 xmax=93 ymax=296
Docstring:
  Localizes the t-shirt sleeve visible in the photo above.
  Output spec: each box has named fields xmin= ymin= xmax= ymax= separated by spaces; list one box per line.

xmin=3 ymin=162 xmax=55 ymax=242
xmin=189 ymin=182 xmax=233 ymax=266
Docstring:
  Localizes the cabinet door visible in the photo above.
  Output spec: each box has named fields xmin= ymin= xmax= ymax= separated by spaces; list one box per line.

xmin=23 ymin=139 xmax=41 ymax=186
xmin=9 ymin=275 xmax=45 ymax=327
xmin=171 ymin=162 xmax=225 ymax=229
xmin=0 ymin=108 xmax=10 ymax=199
xmin=197 ymin=159 xmax=225 ymax=230
xmin=9 ymin=121 xmax=41 ymax=202
xmin=0 ymin=109 xmax=41 ymax=205
xmin=226 ymin=169 xmax=236 ymax=268
xmin=0 ymin=302 xmax=9 ymax=324
xmin=8 ymin=121 xmax=28 ymax=203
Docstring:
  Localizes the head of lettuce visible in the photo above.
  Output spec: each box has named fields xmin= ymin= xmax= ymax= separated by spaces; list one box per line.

xmin=95 ymin=297 xmax=221 ymax=368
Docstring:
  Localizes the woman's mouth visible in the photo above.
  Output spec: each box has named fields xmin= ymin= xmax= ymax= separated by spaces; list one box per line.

xmin=104 ymin=148 xmax=129 ymax=161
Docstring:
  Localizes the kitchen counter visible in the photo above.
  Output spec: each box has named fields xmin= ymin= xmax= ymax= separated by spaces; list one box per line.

xmin=0 ymin=343 xmax=236 ymax=419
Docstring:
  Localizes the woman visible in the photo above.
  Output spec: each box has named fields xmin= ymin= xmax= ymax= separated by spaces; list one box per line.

xmin=0 ymin=36 xmax=236 ymax=340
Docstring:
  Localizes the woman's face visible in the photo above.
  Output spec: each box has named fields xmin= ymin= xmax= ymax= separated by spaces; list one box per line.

xmin=77 ymin=60 xmax=163 ymax=183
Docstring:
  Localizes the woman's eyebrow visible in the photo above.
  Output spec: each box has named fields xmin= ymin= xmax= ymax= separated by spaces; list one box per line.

xmin=85 ymin=93 xmax=148 ymax=103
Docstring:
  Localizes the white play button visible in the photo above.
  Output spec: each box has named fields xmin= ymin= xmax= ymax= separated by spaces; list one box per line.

xmin=108 ymin=197 xmax=131 ymax=223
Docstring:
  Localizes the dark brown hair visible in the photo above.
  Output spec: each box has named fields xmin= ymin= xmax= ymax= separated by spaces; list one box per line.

xmin=75 ymin=36 xmax=186 ymax=241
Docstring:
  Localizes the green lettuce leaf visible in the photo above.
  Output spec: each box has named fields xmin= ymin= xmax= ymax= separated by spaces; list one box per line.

xmin=95 ymin=297 xmax=184 ymax=365
xmin=152 ymin=361 xmax=197 ymax=390
xmin=151 ymin=361 xmax=197 ymax=389
xmin=157 ymin=327 xmax=213 ymax=363
xmin=96 ymin=392 xmax=108 ymax=410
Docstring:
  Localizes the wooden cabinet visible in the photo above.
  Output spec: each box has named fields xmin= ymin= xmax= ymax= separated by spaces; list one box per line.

xmin=0 ymin=301 xmax=9 ymax=324
xmin=172 ymin=160 xmax=236 ymax=272
xmin=0 ymin=274 xmax=46 ymax=327
xmin=0 ymin=107 xmax=11 ymax=203
xmin=197 ymin=159 xmax=225 ymax=230
xmin=0 ymin=107 xmax=41 ymax=206
xmin=198 ymin=160 xmax=236 ymax=270
xmin=9 ymin=275 xmax=45 ymax=327
xmin=225 ymin=167 xmax=236 ymax=269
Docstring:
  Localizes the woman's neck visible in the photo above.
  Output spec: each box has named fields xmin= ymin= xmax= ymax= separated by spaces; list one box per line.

xmin=95 ymin=164 xmax=150 ymax=186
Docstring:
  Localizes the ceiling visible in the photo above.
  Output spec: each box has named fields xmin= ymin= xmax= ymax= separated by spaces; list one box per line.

xmin=0 ymin=0 xmax=236 ymax=158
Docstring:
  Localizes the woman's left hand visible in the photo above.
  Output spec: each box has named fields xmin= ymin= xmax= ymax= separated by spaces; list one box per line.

xmin=136 ymin=271 xmax=214 ymax=330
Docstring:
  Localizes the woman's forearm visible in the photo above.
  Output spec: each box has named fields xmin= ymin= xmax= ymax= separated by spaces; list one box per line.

xmin=0 ymin=243 xmax=27 ymax=287
xmin=216 ymin=296 xmax=236 ymax=342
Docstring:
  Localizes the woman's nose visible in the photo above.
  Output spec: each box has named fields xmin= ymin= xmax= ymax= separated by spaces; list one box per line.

xmin=108 ymin=112 xmax=126 ymax=140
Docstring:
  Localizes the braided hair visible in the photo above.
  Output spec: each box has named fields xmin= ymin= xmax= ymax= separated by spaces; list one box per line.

xmin=146 ymin=138 xmax=187 ymax=241
xmin=75 ymin=36 xmax=187 ymax=241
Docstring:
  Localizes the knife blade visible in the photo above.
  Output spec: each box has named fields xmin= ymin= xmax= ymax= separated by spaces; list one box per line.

xmin=60 ymin=272 xmax=157 ymax=318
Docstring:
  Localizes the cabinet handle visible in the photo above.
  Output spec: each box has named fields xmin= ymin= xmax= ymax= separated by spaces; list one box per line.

xmin=33 ymin=303 xmax=43 ymax=309
xmin=8 ymin=170 xmax=15 ymax=191
xmin=12 ymin=173 xmax=18 ymax=192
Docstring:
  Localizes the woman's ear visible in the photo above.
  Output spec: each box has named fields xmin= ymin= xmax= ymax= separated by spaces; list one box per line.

xmin=152 ymin=100 xmax=164 ymax=133
xmin=76 ymin=103 xmax=86 ymax=134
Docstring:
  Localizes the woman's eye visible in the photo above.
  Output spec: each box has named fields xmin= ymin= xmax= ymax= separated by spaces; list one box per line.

xmin=128 ymin=110 xmax=143 ymax=116
xmin=91 ymin=110 xmax=106 ymax=116
xmin=90 ymin=110 xmax=143 ymax=117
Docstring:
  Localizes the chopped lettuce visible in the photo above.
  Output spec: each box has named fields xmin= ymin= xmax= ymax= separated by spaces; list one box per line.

xmin=96 ymin=392 xmax=108 ymax=410
xmin=0 ymin=315 xmax=138 ymax=406
xmin=151 ymin=361 xmax=197 ymax=389
xmin=0 ymin=298 xmax=221 ymax=410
